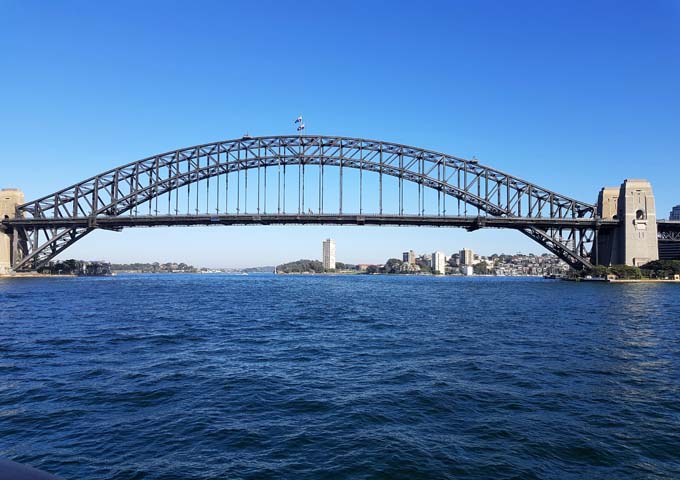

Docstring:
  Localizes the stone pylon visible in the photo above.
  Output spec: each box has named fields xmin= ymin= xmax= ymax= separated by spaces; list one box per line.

xmin=596 ymin=179 xmax=658 ymax=267
xmin=0 ymin=189 xmax=25 ymax=274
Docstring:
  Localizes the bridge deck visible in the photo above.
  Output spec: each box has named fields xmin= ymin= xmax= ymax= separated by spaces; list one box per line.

xmin=3 ymin=214 xmax=618 ymax=230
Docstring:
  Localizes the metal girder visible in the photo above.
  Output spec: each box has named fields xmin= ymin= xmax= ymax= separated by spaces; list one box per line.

xmin=659 ymin=231 xmax=680 ymax=241
xmin=10 ymin=226 xmax=93 ymax=272
xmin=657 ymin=221 xmax=680 ymax=241
xmin=6 ymin=214 xmax=616 ymax=230
xmin=10 ymin=135 xmax=603 ymax=271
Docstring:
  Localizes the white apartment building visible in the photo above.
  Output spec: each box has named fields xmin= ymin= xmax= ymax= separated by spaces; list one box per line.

xmin=431 ymin=251 xmax=446 ymax=274
xmin=322 ymin=238 xmax=336 ymax=270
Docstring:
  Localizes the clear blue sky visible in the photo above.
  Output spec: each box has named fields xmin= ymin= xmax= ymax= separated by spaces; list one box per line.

xmin=1 ymin=1 xmax=679 ymax=267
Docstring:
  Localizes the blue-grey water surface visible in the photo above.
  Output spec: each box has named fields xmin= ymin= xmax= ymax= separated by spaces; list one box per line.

xmin=1 ymin=274 xmax=679 ymax=479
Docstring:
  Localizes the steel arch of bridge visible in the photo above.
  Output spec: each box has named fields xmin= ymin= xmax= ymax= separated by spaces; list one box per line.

xmin=7 ymin=135 xmax=601 ymax=271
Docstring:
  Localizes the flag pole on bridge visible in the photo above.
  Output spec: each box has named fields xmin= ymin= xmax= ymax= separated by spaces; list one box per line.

xmin=295 ymin=115 xmax=304 ymax=135
xmin=294 ymin=116 xmax=305 ymax=214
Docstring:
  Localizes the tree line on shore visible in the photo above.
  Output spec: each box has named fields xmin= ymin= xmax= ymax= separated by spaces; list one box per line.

xmin=275 ymin=259 xmax=357 ymax=274
xmin=580 ymin=260 xmax=680 ymax=280
xmin=110 ymin=262 xmax=198 ymax=273
xmin=37 ymin=260 xmax=199 ymax=275
xmin=38 ymin=260 xmax=112 ymax=276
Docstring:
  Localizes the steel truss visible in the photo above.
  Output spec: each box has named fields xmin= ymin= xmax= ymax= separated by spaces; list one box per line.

xmin=7 ymin=135 xmax=601 ymax=271
xmin=657 ymin=221 xmax=680 ymax=242
xmin=659 ymin=232 xmax=680 ymax=241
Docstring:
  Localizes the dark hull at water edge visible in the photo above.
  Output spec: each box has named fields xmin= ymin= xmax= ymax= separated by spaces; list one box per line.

xmin=0 ymin=458 xmax=62 ymax=480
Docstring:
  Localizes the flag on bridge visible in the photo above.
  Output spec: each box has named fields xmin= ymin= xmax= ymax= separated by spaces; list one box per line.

xmin=297 ymin=124 xmax=305 ymax=131
xmin=294 ymin=116 xmax=303 ymax=124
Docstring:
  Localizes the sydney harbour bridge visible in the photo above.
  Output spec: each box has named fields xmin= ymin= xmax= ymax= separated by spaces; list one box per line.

xmin=1 ymin=135 xmax=679 ymax=273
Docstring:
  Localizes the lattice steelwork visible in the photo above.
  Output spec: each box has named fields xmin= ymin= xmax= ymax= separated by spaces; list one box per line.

xmin=660 ymin=232 xmax=680 ymax=241
xmin=657 ymin=221 xmax=680 ymax=241
xmin=7 ymin=135 xmax=601 ymax=271
xmin=658 ymin=222 xmax=680 ymax=261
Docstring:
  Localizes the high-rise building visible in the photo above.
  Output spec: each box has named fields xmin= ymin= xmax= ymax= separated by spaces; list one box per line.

xmin=402 ymin=250 xmax=416 ymax=265
xmin=449 ymin=253 xmax=460 ymax=266
xmin=460 ymin=248 xmax=475 ymax=266
xmin=322 ymin=238 xmax=336 ymax=270
xmin=431 ymin=251 xmax=446 ymax=274
xmin=670 ymin=205 xmax=680 ymax=221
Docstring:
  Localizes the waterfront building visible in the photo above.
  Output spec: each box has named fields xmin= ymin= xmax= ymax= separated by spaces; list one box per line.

xmin=461 ymin=265 xmax=474 ymax=276
xmin=402 ymin=250 xmax=416 ymax=265
xmin=460 ymin=248 xmax=475 ymax=266
xmin=671 ymin=205 xmax=680 ymax=220
xmin=431 ymin=251 xmax=446 ymax=274
xmin=449 ymin=253 xmax=460 ymax=266
xmin=399 ymin=262 xmax=420 ymax=273
xmin=322 ymin=238 xmax=336 ymax=270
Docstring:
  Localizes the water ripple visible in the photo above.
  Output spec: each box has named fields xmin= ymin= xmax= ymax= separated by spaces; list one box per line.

xmin=1 ymin=274 xmax=679 ymax=479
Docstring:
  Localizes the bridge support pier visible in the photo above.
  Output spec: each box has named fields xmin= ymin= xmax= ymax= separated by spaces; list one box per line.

xmin=596 ymin=179 xmax=658 ymax=267
xmin=0 ymin=189 xmax=24 ymax=274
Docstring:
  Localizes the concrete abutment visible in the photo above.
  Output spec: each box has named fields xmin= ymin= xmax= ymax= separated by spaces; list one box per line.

xmin=596 ymin=179 xmax=658 ymax=267
xmin=0 ymin=188 xmax=25 ymax=274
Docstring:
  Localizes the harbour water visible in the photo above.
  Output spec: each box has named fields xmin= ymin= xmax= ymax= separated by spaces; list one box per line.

xmin=1 ymin=274 xmax=678 ymax=479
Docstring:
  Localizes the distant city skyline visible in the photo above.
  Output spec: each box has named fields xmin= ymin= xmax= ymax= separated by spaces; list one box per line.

xmin=2 ymin=2 xmax=678 ymax=266
xmin=68 ymin=233 xmax=556 ymax=270
xmin=74 ymin=231 xmax=560 ymax=269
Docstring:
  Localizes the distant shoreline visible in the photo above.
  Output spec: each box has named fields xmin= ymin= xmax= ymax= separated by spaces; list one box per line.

xmin=274 ymin=272 xmax=547 ymax=278
xmin=608 ymin=279 xmax=680 ymax=284
xmin=0 ymin=273 xmax=77 ymax=278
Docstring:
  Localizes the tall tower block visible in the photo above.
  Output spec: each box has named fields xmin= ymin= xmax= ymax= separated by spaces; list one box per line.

xmin=322 ymin=238 xmax=336 ymax=270
xmin=620 ymin=179 xmax=658 ymax=266
xmin=0 ymin=189 xmax=25 ymax=274
xmin=596 ymin=180 xmax=658 ymax=267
